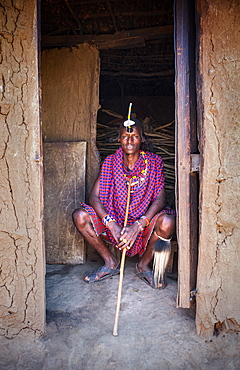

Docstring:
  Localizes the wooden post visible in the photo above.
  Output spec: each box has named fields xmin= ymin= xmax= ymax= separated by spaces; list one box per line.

xmin=175 ymin=0 xmax=199 ymax=308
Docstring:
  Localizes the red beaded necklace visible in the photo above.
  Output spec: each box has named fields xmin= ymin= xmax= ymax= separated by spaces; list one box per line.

xmin=123 ymin=151 xmax=148 ymax=191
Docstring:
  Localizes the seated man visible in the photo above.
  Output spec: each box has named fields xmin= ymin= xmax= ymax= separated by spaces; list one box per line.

xmin=72 ymin=118 xmax=175 ymax=289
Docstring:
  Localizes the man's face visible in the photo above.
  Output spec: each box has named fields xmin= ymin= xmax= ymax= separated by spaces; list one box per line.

xmin=119 ymin=126 xmax=143 ymax=155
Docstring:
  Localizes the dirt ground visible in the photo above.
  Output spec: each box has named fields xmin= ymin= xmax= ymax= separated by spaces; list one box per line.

xmin=1 ymin=253 xmax=240 ymax=370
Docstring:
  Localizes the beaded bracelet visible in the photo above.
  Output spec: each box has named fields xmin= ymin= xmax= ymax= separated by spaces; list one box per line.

xmin=102 ymin=214 xmax=116 ymax=228
xmin=135 ymin=220 xmax=144 ymax=232
xmin=140 ymin=215 xmax=150 ymax=227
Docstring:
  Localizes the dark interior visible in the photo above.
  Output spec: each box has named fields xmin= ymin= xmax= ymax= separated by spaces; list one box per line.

xmin=41 ymin=0 xmax=175 ymax=208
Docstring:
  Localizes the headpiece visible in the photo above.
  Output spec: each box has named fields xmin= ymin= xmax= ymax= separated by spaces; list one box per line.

xmin=123 ymin=103 xmax=135 ymax=133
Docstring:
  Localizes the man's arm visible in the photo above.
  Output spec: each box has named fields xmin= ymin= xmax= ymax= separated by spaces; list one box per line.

xmin=140 ymin=187 xmax=166 ymax=226
xmin=89 ymin=176 xmax=108 ymax=220
xmin=89 ymin=176 xmax=122 ymax=243
xmin=118 ymin=187 xmax=166 ymax=250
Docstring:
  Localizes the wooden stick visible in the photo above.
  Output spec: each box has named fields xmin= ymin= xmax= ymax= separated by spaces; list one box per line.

xmin=113 ymin=178 xmax=132 ymax=336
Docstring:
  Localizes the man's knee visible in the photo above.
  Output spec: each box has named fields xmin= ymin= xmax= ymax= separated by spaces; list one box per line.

xmin=72 ymin=208 xmax=88 ymax=229
xmin=157 ymin=213 xmax=175 ymax=234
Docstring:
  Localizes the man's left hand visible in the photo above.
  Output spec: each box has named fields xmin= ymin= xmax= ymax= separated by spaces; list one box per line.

xmin=117 ymin=223 xmax=141 ymax=250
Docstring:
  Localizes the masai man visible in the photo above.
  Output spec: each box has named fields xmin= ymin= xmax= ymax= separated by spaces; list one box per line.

xmin=72 ymin=117 xmax=175 ymax=289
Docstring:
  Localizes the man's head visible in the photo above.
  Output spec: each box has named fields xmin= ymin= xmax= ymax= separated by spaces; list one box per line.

xmin=118 ymin=125 xmax=143 ymax=155
xmin=119 ymin=118 xmax=145 ymax=140
xmin=118 ymin=118 xmax=155 ymax=153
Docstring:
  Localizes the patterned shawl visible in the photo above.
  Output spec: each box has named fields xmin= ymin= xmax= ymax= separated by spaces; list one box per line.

xmin=81 ymin=148 xmax=172 ymax=256
xmin=99 ymin=148 xmax=165 ymax=225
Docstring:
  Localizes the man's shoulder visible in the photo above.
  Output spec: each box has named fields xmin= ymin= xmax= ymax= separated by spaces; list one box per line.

xmin=101 ymin=150 xmax=120 ymax=170
xmin=145 ymin=151 xmax=163 ymax=163
xmin=102 ymin=152 xmax=116 ymax=164
xmin=103 ymin=148 xmax=121 ymax=163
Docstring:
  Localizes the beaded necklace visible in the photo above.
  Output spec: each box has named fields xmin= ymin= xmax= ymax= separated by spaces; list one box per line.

xmin=123 ymin=151 xmax=148 ymax=191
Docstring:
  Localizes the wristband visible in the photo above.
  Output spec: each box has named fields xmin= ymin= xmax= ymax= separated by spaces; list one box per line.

xmin=140 ymin=215 xmax=150 ymax=227
xmin=135 ymin=220 xmax=144 ymax=232
xmin=102 ymin=214 xmax=116 ymax=228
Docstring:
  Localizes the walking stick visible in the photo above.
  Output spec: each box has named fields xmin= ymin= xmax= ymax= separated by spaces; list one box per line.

xmin=113 ymin=178 xmax=132 ymax=336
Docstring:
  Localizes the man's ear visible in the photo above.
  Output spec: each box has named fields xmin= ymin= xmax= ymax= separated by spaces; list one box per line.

xmin=117 ymin=138 xmax=120 ymax=142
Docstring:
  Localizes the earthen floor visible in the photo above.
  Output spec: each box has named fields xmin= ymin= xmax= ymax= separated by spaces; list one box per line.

xmin=1 ymin=254 xmax=240 ymax=369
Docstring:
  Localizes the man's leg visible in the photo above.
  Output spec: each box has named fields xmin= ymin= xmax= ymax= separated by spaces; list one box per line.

xmin=72 ymin=208 xmax=119 ymax=281
xmin=137 ymin=213 xmax=175 ymax=286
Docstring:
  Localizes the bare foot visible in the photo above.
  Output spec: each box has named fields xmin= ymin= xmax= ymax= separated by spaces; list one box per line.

xmin=135 ymin=264 xmax=166 ymax=289
xmin=84 ymin=262 xmax=120 ymax=283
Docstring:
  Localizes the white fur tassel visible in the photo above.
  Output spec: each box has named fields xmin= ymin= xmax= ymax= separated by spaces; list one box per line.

xmin=153 ymin=232 xmax=171 ymax=288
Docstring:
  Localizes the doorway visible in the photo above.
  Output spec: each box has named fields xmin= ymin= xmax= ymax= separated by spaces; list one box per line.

xmin=41 ymin=0 xmax=199 ymax=310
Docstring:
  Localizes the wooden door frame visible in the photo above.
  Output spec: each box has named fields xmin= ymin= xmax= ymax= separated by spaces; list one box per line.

xmin=174 ymin=0 xmax=199 ymax=308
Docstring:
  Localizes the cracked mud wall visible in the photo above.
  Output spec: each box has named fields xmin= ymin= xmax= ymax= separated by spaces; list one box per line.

xmin=196 ymin=0 xmax=240 ymax=337
xmin=0 ymin=1 xmax=45 ymax=338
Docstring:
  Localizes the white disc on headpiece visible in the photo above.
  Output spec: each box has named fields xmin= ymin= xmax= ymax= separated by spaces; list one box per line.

xmin=123 ymin=119 xmax=135 ymax=127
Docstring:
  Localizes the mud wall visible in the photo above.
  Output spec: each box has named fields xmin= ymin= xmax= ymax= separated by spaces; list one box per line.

xmin=196 ymin=0 xmax=240 ymax=337
xmin=41 ymin=45 xmax=100 ymax=196
xmin=0 ymin=1 xmax=45 ymax=338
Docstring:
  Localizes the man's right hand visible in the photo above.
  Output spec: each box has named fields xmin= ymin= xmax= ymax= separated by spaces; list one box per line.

xmin=107 ymin=221 xmax=122 ymax=244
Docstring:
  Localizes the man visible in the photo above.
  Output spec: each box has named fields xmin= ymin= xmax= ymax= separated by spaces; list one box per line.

xmin=72 ymin=118 xmax=175 ymax=289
